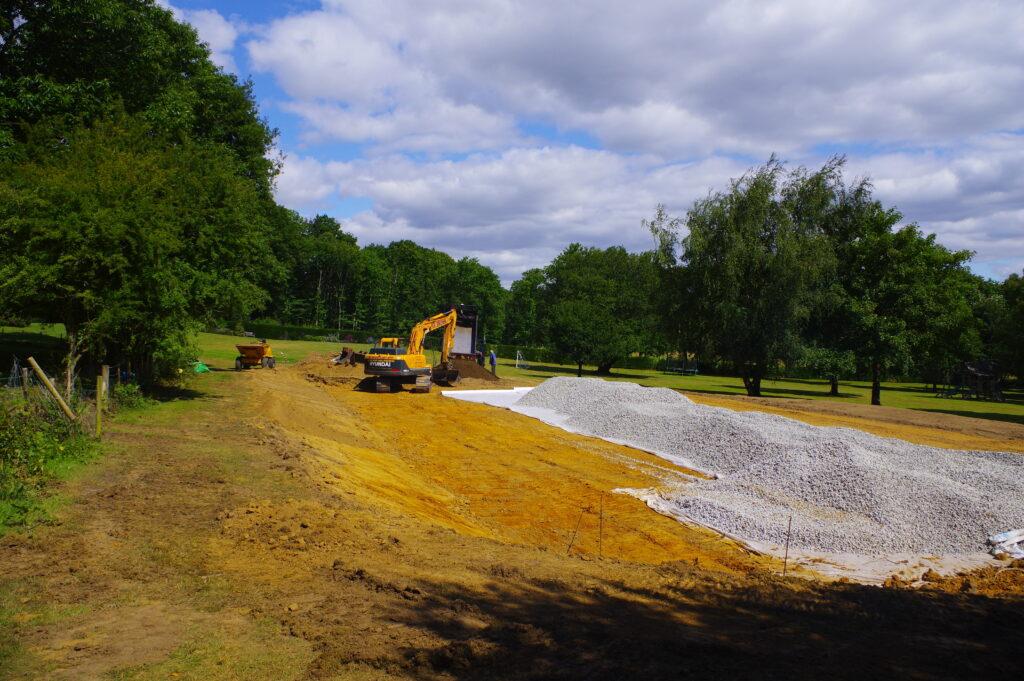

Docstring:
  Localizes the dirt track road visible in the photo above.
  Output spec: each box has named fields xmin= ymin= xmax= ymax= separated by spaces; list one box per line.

xmin=2 ymin=361 xmax=1022 ymax=679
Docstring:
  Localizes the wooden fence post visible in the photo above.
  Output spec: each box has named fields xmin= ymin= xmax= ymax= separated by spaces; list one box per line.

xmin=26 ymin=356 xmax=77 ymax=422
xmin=101 ymin=365 xmax=110 ymax=402
xmin=21 ymin=367 xmax=30 ymax=402
xmin=95 ymin=375 xmax=103 ymax=437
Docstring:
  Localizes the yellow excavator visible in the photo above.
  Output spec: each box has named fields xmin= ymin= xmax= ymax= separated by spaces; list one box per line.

xmin=363 ymin=308 xmax=462 ymax=393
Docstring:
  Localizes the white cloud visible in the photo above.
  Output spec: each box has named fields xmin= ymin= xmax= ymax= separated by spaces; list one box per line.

xmin=182 ymin=8 xmax=240 ymax=72
xmin=274 ymin=154 xmax=338 ymax=206
xmin=242 ymin=0 xmax=1024 ymax=281
xmin=848 ymin=134 xmax=1024 ymax=275
xmin=248 ymin=1 xmax=1024 ymax=156
xmin=282 ymin=100 xmax=517 ymax=153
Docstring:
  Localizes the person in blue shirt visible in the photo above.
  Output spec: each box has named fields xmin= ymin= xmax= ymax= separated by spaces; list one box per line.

xmin=488 ymin=349 xmax=497 ymax=375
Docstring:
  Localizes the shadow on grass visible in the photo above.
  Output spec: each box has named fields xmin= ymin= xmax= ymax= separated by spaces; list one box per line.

xmin=656 ymin=383 xmax=859 ymax=401
xmin=516 ymin=363 xmax=646 ymax=380
xmin=376 ymin=568 xmax=1024 ymax=681
xmin=752 ymin=386 xmax=861 ymax=400
xmin=916 ymin=408 xmax=1024 ymax=427
xmin=0 ymin=331 xmax=66 ymax=371
xmin=147 ymin=384 xmax=209 ymax=403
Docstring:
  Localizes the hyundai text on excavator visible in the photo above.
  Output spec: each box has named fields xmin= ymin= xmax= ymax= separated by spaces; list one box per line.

xmin=363 ymin=308 xmax=463 ymax=393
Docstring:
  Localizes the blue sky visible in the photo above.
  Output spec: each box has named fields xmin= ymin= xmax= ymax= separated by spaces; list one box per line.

xmin=161 ymin=1 xmax=1024 ymax=283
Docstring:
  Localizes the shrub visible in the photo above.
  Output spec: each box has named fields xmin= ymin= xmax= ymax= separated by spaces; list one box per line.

xmin=152 ymin=329 xmax=199 ymax=381
xmin=112 ymin=383 xmax=150 ymax=410
xmin=0 ymin=398 xmax=94 ymax=526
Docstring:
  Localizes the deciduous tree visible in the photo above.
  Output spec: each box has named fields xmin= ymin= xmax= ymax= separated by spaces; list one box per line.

xmin=681 ymin=159 xmax=831 ymax=396
xmin=541 ymin=244 xmax=658 ymax=375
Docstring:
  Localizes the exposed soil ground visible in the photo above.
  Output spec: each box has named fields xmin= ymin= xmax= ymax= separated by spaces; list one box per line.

xmin=1 ymin=360 xmax=1022 ymax=680
xmin=688 ymin=392 xmax=1024 ymax=453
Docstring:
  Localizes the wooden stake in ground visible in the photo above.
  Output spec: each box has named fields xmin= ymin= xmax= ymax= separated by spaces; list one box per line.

xmin=566 ymin=506 xmax=586 ymax=556
xmin=95 ymin=375 xmax=103 ymax=437
xmin=783 ymin=515 xmax=793 ymax=577
xmin=21 ymin=367 xmax=30 ymax=402
xmin=101 ymin=365 xmax=110 ymax=403
xmin=27 ymin=356 xmax=77 ymax=422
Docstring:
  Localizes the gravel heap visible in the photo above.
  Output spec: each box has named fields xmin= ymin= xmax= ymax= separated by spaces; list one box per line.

xmin=517 ymin=377 xmax=1024 ymax=554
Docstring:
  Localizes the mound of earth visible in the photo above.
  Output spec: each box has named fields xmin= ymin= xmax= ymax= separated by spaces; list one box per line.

xmin=438 ymin=358 xmax=500 ymax=382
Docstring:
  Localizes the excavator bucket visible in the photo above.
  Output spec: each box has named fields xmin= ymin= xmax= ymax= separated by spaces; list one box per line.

xmin=433 ymin=367 xmax=461 ymax=386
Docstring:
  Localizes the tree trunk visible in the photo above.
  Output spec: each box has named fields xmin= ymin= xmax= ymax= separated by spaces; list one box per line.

xmin=871 ymin=362 xmax=881 ymax=406
xmin=829 ymin=375 xmax=839 ymax=396
xmin=577 ymin=361 xmax=583 ymax=378
xmin=742 ymin=371 xmax=762 ymax=397
xmin=596 ymin=361 xmax=614 ymax=375
xmin=64 ymin=329 xmax=82 ymax=403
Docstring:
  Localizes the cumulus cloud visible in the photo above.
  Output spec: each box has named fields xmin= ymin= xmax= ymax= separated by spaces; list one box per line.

xmin=851 ymin=134 xmax=1024 ymax=274
xmin=281 ymin=100 xmax=518 ymax=153
xmin=248 ymin=1 xmax=1024 ymax=156
xmin=244 ymin=0 xmax=1024 ymax=280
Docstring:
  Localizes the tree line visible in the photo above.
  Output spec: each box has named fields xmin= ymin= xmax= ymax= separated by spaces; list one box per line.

xmin=508 ymin=158 xmax=1023 ymax=404
xmin=259 ymin=215 xmax=505 ymax=344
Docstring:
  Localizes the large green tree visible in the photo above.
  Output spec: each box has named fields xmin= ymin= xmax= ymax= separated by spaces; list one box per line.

xmin=284 ymin=215 xmax=360 ymax=329
xmin=0 ymin=116 xmax=278 ymax=381
xmin=681 ymin=159 xmax=831 ymax=396
xmin=993 ymin=272 xmax=1024 ymax=379
xmin=820 ymin=179 xmax=977 ymax=405
xmin=445 ymin=257 xmax=506 ymax=344
xmin=0 ymin=0 xmax=275 ymax=189
xmin=646 ymin=205 xmax=707 ymax=370
xmin=540 ymin=244 xmax=659 ymax=376
xmin=0 ymin=0 xmax=283 ymax=383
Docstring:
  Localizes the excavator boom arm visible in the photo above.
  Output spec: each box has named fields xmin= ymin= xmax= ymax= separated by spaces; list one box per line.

xmin=407 ymin=309 xmax=459 ymax=359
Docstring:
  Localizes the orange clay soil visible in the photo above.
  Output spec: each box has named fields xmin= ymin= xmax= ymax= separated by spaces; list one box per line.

xmin=685 ymin=392 xmax=1024 ymax=453
xmin=2 ymin=358 xmax=1022 ymax=680
xmin=256 ymin=358 xmax=765 ymax=573
xmin=881 ymin=559 xmax=1024 ymax=597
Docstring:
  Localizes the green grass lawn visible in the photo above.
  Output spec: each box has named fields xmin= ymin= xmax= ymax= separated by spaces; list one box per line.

xmin=194 ymin=332 xmax=371 ymax=369
xmin=0 ymin=326 xmax=369 ymax=374
xmin=3 ymin=325 xmax=1021 ymax=425
xmin=496 ymin=358 xmax=1024 ymax=425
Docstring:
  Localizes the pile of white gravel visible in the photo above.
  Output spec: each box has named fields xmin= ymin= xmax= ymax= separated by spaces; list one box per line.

xmin=517 ymin=377 xmax=1024 ymax=555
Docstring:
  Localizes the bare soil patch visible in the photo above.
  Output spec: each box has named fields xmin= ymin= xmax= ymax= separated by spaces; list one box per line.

xmin=688 ymin=392 xmax=1024 ymax=453
xmin=2 ymin=361 xmax=1022 ymax=680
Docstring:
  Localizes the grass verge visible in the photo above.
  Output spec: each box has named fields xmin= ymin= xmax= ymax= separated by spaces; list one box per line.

xmin=0 ymin=398 xmax=98 ymax=530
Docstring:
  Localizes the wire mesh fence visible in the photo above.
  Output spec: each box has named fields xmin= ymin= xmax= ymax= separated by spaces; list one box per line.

xmin=3 ymin=355 xmax=116 ymax=436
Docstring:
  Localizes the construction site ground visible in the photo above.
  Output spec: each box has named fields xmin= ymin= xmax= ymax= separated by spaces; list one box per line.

xmin=1 ymin=355 xmax=1023 ymax=680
